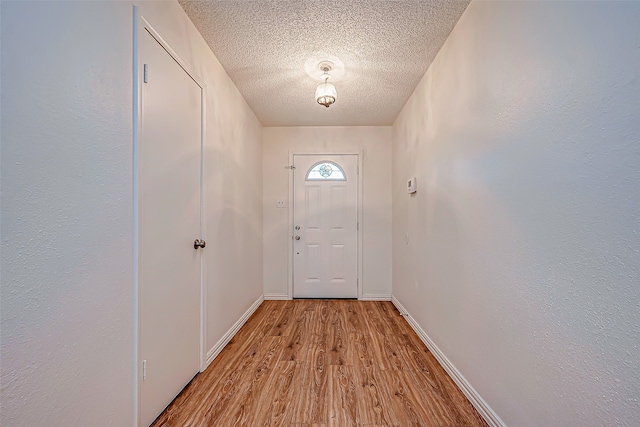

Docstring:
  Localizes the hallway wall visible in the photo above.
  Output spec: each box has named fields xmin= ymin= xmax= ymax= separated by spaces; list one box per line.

xmin=263 ymin=126 xmax=392 ymax=300
xmin=0 ymin=1 xmax=262 ymax=426
xmin=392 ymin=1 xmax=640 ymax=426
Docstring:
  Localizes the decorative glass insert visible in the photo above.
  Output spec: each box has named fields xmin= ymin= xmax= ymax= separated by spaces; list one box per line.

xmin=305 ymin=161 xmax=346 ymax=181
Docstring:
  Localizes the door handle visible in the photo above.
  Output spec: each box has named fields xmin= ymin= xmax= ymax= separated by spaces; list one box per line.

xmin=294 ymin=235 xmax=301 ymax=240
xmin=194 ymin=239 xmax=206 ymax=249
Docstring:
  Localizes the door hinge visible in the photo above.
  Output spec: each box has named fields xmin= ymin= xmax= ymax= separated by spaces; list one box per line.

xmin=143 ymin=64 xmax=149 ymax=83
xmin=357 ymin=222 xmax=359 ymax=231
xmin=284 ymin=165 xmax=296 ymax=170
xmin=142 ymin=359 xmax=147 ymax=380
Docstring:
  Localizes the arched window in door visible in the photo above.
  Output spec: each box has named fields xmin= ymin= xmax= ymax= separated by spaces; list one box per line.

xmin=305 ymin=161 xmax=346 ymax=181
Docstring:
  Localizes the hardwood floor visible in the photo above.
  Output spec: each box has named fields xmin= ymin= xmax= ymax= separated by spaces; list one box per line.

xmin=150 ymin=300 xmax=488 ymax=427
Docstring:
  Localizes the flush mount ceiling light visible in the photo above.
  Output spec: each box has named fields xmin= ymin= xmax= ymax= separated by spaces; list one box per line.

xmin=315 ymin=62 xmax=337 ymax=108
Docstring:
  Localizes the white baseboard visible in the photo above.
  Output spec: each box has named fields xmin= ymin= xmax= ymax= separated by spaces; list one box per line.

xmin=391 ymin=296 xmax=506 ymax=427
xmin=264 ymin=293 xmax=290 ymax=300
xmin=361 ymin=293 xmax=392 ymax=301
xmin=204 ymin=295 xmax=264 ymax=368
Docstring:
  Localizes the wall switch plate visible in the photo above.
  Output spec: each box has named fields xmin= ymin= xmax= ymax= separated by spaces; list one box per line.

xmin=276 ymin=199 xmax=286 ymax=208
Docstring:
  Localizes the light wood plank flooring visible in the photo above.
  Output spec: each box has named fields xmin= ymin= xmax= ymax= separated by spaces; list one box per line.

xmin=151 ymin=300 xmax=488 ymax=427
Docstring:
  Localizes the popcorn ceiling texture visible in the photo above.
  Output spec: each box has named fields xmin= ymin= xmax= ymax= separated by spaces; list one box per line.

xmin=178 ymin=0 xmax=470 ymax=126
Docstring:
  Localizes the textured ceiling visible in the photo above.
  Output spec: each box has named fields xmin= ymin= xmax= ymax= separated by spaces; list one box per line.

xmin=178 ymin=0 xmax=470 ymax=126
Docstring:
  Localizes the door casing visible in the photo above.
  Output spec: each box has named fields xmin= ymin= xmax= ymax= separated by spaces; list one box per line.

xmin=287 ymin=150 xmax=363 ymax=300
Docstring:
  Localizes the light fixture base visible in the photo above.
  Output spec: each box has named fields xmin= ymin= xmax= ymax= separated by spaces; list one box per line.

xmin=318 ymin=61 xmax=334 ymax=73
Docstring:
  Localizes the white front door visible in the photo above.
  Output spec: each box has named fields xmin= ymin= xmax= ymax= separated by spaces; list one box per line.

xmin=138 ymin=28 xmax=202 ymax=426
xmin=293 ymin=154 xmax=358 ymax=298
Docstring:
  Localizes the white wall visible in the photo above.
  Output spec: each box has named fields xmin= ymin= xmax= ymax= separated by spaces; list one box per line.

xmin=263 ymin=126 xmax=392 ymax=300
xmin=0 ymin=1 xmax=262 ymax=426
xmin=392 ymin=1 xmax=640 ymax=426
xmin=1 ymin=2 xmax=135 ymax=425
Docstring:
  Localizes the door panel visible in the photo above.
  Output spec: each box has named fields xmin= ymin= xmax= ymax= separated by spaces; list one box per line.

xmin=139 ymin=28 xmax=202 ymax=426
xmin=293 ymin=155 xmax=358 ymax=298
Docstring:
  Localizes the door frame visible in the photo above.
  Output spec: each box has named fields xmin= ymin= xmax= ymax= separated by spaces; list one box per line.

xmin=287 ymin=150 xmax=363 ymax=300
xmin=133 ymin=9 xmax=207 ymax=426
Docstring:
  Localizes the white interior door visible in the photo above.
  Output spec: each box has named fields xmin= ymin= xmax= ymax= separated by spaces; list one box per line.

xmin=138 ymin=28 xmax=202 ymax=426
xmin=293 ymin=154 xmax=358 ymax=298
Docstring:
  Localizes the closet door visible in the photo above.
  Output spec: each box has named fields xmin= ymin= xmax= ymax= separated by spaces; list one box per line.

xmin=138 ymin=27 xmax=203 ymax=426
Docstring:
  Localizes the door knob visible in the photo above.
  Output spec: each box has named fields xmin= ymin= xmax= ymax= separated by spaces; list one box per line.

xmin=294 ymin=235 xmax=301 ymax=240
xmin=194 ymin=239 xmax=206 ymax=249
xmin=295 ymin=225 xmax=300 ymax=230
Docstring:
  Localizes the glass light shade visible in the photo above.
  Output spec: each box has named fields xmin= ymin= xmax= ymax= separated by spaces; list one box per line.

xmin=315 ymin=81 xmax=337 ymax=107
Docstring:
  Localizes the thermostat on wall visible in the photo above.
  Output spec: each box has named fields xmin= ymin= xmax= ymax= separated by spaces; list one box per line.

xmin=407 ymin=177 xmax=417 ymax=194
